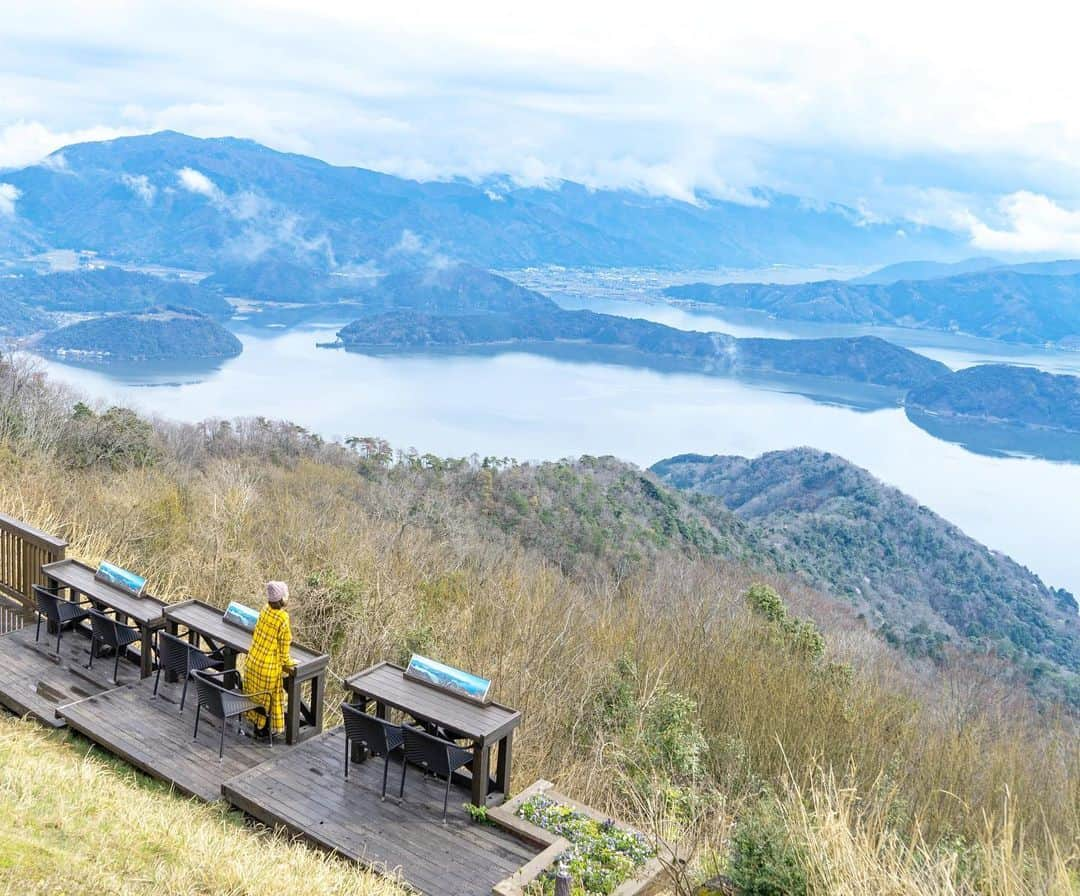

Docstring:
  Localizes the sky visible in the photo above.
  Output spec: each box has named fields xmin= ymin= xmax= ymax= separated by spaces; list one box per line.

xmin=3 ymin=0 xmax=1080 ymax=253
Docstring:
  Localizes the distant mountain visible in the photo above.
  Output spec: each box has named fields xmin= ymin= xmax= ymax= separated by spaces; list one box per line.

xmin=651 ymin=448 xmax=1080 ymax=694
xmin=0 ymin=268 xmax=231 ymax=317
xmin=665 ymin=270 xmax=1080 ymax=345
xmin=36 ymin=307 xmax=242 ymax=362
xmin=332 ymin=268 xmax=950 ymax=390
xmin=850 ymin=257 xmax=1000 ymax=284
xmin=202 ymin=258 xmax=340 ymax=303
xmin=0 ymin=294 xmax=50 ymax=339
xmin=0 ymin=131 xmax=960 ymax=271
xmin=365 ymin=264 xmax=555 ymax=314
xmin=1005 ymin=259 xmax=1080 ymax=277
xmin=906 ymin=364 xmax=1080 ymax=433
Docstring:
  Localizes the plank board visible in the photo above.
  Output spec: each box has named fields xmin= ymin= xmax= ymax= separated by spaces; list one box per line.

xmin=58 ymin=675 xmax=280 ymax=802
xmin=223 ymin=728 xmax=539 ymax=896
xmin=0 ymin=624 xmax=142 ymax=726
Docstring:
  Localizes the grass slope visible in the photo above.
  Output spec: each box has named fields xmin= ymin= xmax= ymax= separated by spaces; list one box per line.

xmin=0 ymin=714 xmax=403 ymax=896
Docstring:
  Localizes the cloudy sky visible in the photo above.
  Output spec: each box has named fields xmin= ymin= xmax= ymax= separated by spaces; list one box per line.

xmin=4 ymin=0 xmax=1080 ymax=252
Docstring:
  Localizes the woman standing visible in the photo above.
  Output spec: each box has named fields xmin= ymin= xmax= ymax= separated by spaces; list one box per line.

xmin=245 ymin=581 xmax=295 ymax=738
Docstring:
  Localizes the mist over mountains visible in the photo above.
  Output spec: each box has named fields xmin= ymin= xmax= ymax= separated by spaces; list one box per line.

xmin=0 ymin=131 xmax=961 ymax=272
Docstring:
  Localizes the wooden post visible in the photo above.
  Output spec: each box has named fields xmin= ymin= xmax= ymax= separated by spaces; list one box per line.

xmin=554 ymin=859 xmax=572 ymax=896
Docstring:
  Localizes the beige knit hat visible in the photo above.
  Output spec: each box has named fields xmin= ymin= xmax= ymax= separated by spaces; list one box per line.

xmin=266 ymin=581 xmax=289 ymax=605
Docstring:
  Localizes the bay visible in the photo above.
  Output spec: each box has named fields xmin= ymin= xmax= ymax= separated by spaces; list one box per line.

xmin=29 ymin=266 xmax=1080 ymax=598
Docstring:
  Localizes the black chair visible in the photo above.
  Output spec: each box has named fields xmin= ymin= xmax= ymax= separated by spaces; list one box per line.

xmin=32 ymin=584 xmax=90 ymax=654
xmin=340 ymin=703 xmax=404 ymax=799
xmin=399 ymin=725 xmax=475 ymax=822
xmin=87 ymin=608 xmax=141 ymax=684
xmin=191 ymin=669 xmax=272 ymax=760
xmin=153 ymin=631 xmax=224 ymax=713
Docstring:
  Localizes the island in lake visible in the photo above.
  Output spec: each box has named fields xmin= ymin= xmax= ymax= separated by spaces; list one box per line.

xmin=906 ymin=364 xmax=1080 ymax=434
xmin=35 ymin=306 xmax=243 ymax=363
xmin=324 ymin=265 xmax=950 ymax=392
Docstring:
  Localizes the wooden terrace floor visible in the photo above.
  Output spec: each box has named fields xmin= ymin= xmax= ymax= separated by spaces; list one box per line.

xmin=58 ymin=674 xmax=280 ymax=802
xmin=223 ymin=728 xmax=539 ymax=896
xmin=0 ymin=623 xmax=142 ymax=726
xmin=0 ymin=619 xmax=540 ymax=894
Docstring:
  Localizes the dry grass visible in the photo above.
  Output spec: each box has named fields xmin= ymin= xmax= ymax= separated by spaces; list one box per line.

xmin=0 ymin=713 xmax=405 ymax=896
xmin=0 ymin=397 xmax=1077 ymax=894
xmin=779 ymin=767 xmax=1078 ymax=896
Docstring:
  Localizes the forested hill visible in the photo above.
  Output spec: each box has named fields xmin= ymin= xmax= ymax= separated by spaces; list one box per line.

xmin=664 ymin=270 xmax=1080 ymax=345
xmin=0 ymin=295 xmax=50 ymax=338
xmin=37 ymin=307 xmax=243 ymax=362
xmin=652 ymin=448 xmax=1080 ymax=700
xmin=0 ymin=268 xmax=232 ymax=318
xmin=907 ymin=364 xmax=1080 ymax=433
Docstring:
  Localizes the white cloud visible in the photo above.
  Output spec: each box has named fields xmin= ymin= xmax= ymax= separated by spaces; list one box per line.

xmin=968 ymin=192 xmax=1080 ymax=255
xmin=176 ymin=167 xmax=224 ymax=201
xmin=0 ymin=183 xmax=19 ymax=217
xmin=0 ymin=121 xmax=133 ymax=169
xmin=3 ymin=1 xmax=1080 ymax=222
xmin=121 ymin=173 xmax=156 ymax=203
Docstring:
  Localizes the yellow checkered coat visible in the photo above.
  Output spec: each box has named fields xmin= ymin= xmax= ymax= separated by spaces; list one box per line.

xmin=243 ymin=605 xmax=294 ymax=734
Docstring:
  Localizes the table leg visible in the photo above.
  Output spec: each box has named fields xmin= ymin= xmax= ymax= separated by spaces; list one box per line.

xmin=495 ymin=731 xmax=513 ymax=802
xmin=311 ymin=673 xmax=325 ymax=734
xmin=285 ymin=671 xmax=301 ymax=745
xmin=470 ymin=742 xmax=491 ymax=808
xmin=139 ymin=624 xmax=154 ymax=678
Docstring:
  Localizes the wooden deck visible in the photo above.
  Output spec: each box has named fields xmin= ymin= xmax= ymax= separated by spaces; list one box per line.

xmin=223 ymin=728 xmax=540 ymax=896
xmin=0 ymin=623 xmax=142 ymax=726
xmin=57 ymin=674 xmax=280 ymax=801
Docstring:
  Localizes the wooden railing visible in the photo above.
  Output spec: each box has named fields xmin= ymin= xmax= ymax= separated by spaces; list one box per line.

xmin=0 ymin=595 xmax=23 ymax=635
xmin=0 ymin=512 xmax=67 ymax=618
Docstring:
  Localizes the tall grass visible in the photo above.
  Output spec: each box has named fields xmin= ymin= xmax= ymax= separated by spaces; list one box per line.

xmin=0 ymin=358 xmax=1077 ymax=894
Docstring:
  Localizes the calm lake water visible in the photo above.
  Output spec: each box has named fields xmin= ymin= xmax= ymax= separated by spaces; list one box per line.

xmin=31 ymin=266 xmax=1080 ymax=598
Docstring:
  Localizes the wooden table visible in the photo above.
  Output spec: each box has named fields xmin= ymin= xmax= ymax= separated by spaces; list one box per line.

xmin=163 ymin=599 xmax=329 ymax=745
xmin=345 ymin=661 xmax=522 ymax=808
xmin=42 ymin=559 xmax=166 ymax=677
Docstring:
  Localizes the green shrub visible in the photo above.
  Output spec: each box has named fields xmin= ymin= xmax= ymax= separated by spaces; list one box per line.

xmin=728 ymin=800 xmax=807 ymax=896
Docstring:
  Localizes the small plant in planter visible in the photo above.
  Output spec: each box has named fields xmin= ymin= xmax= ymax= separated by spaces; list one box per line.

xmin=465 ymin=802 xmax=491 ymax=824
xmin=517 ymin=794 xmax=656 ymax=896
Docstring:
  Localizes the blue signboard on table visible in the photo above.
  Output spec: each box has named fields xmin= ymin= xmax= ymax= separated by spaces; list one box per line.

xmin=404 ymin=653 xmax=492 ymax=705
xmin=222 ymin=601 xmax=260 ymax=632
xmin=94 ymin=560 xmax=146 ymax=597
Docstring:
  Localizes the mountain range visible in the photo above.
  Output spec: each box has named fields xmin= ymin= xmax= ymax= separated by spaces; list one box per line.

xmin=665 ymin=269 xmax=1080 ymax=345
xmin=0 ymin=131 xmax=959 ymax=272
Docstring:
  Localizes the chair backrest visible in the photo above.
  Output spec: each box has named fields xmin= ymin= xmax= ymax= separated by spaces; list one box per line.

xmin=341 ymin=703 xmax=403 ymax=755
xmin=88 ymin=608 xmax=121 ymax=646
xmin=156 ymin=631 xmax=191 ymax=678
xmin=192 ymin=669 xmax=249 ymax=720
xmin=32 ymin=584 xmax=61 ymax=622
xmin=402 ymin=726 xmax=461 ymax=776
xmin=192 ymin=669 xmax=228 ymax=719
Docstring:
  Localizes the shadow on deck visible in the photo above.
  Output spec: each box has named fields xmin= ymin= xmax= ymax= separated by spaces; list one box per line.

xmin=223 ymin=728 xmax=540 ymax=896
xmin=0 ymin=623 xmax=143 ymax=726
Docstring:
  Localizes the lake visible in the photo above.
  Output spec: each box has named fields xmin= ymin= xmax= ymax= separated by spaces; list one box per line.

xmin=31 ymin=266 xmax=1080 ymax=598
